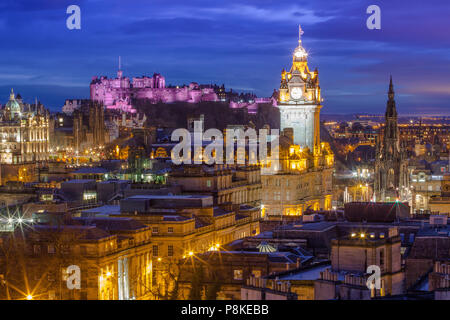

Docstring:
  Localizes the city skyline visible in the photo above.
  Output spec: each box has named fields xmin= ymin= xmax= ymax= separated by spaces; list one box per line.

xmin=1 ymin=0 xmax=450 ymax=115
xmin=0 ymin=0 xmax=449 ymax=303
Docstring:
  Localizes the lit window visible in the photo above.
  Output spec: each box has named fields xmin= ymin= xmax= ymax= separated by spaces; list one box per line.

xmin=252 ymin=270 xmax=261 ymax=278
xmin=48 ymin=244 xmax=55 ymax=254
xmin=83 ymin=192 xmax=97 ymax=201
xmin=168 ymin=227 xmax=173 ymax=233
xmin=233 ymin=269 xmax=243 ymax=280
xmin=61 ymin=245 xmax=70 ymax=254
xmin=379 ymin=248 xmax=385 ymax=267
xmin=33 ymin=245 xmax=41 ymax=254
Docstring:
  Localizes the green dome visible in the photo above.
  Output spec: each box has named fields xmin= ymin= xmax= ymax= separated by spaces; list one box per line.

xmin=5 ymin=89 xmax=21 ymax=113
xmin=256 ymin=241 xmax=277 ymax=253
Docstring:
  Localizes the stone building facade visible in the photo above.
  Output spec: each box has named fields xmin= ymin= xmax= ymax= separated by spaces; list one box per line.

xmin=73 ymin=101 xmax=105 ymax=153
xmin=0 ymin=89 xmax=49 ymax=165
xmin=118 ymin=195 xmax=260 ymax=259
xmin=0 ymin=90 xmax=50 ymax=183
xmin=261 ymin=137 xmax=334 ymax=217
xmin=90 ymin=63 xmax=218 ymax=112
xmin=0 ymin=213 xmax=153 ymax=300
xmin=261 ymin=26 xmax=334 ymax=218
xmin=278 ymin=26 xmax=322 ymax=152
xmin=429 ymin=174 xmax=450 ymax=214
xmin=315 ymin=228 xmax=404 ymax=299
xmin=169 ymin=164 xmax=262 ymax=207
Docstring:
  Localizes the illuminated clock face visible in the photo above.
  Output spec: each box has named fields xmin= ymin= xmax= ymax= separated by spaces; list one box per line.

xmin=290 ymin=87 xmax=303 ymax=100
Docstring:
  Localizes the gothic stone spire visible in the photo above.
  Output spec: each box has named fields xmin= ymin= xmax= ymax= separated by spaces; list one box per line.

xmin=386 ymin=75 xmax=397 ymax=119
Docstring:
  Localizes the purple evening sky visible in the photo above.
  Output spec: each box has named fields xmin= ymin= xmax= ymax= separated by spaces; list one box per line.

xmin=0 ymin=0 xmax=449 ymax=115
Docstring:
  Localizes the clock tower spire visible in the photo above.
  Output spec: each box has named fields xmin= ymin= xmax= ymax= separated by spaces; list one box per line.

xmin=278 ymin=27 xmax=322 ymax=154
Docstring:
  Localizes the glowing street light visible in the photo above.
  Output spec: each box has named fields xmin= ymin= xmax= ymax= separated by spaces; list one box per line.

xmin=26 ymin=295 xmax=33 ymax=300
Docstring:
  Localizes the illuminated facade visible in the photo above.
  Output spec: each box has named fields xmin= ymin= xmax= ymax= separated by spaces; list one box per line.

xmin=261 ymin=138 xmax=334 ymax=217
xmin=410 ymin=168 xmax=443 ymax=213
xmin=119 ymin=195 xmax=260 ymax=259
xmin=0 ymin=89 xmax=49 ymax=165
xmin=90 ymin=61 xmax=218 ymax=112
xmin=261 ymin=27 xmax=334 ymax=218
xmin=278 ymin=26 xmax=322 ymax=153
xmin=169 ymin=164 xmax=262 ymax=207
xmin=0 ymin=214 xmax=153 ymax=300
xmin=428 ymin=174 xmax=450 ymax=214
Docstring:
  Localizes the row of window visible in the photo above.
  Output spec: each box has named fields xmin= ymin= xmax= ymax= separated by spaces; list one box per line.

xmin=266 ymin=180 xmax=312 ymax=189
xmin=152 ymin=245 xmax=174 ymax=257
xmin=33 ymin=244 xmax=95 ymax=255
xmin=412 ymin=184 xmax=441 ymax=191
xmin=152 ymin=226 xmax=174 ymax=234
xmin=34 ymin=244 xmax=59 ymax=254
xmin=233 ymin=269 xmax=261 ymax=280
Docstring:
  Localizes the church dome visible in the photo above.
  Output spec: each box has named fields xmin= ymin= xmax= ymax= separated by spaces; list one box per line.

xmin=293 ymin=45 xmax=308 ymax=61
xmin=5 ymin=89 xmax=21 ymax=113
xmin=256 ymin=241 xmax=277 ymax=253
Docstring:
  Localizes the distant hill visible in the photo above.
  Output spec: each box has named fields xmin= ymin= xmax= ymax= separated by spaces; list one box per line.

xmin=133 ymin=99 xmax=280 ymax=131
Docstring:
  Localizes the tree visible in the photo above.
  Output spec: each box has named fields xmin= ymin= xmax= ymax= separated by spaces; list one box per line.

xmin=148 ymin=258 xmax=188 ymax=300
xmin=205 ymin=272 xmax=222 ymax=300
xmin=188 ymin=264 xmax=205 ymax=300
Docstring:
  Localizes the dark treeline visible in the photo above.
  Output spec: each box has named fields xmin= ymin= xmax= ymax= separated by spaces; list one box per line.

xmin=132 ymin=99 xmax=280 ymax=131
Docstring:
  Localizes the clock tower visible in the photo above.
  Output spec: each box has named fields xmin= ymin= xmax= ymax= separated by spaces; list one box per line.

xmin=278 ymin=26 xmax=322 ymax=155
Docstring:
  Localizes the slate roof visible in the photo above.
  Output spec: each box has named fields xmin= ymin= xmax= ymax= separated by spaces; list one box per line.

xmin=75 ymin=217 xmax=148 ymax=231
xmin=73 ymin=167 xmax=108 ymax=174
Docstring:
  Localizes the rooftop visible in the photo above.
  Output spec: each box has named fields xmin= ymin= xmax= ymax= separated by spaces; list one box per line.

xmin=277 ymin=263 xmax=333 ymax=281
xmin=81 ymin=205 xmax=121 ymax=216
xmin=74 ymin=216 xmax=148 ymax=231
xmin=126 ymin=194 xmax=211 ymax=200
xmin=73 ymin=167 xmax=108 ymax=174
xmin=62 ymin=179 xmax=96 ymax=184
